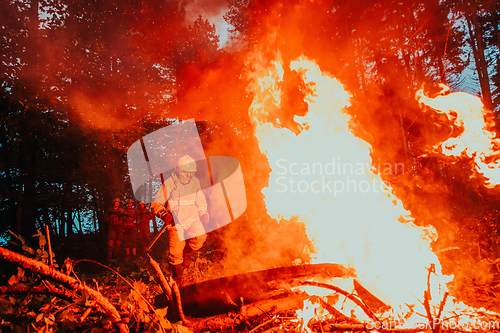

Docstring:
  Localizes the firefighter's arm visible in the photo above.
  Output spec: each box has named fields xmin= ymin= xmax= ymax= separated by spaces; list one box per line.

xmin=151 ymin=181 xmax=169 ymax=217
xmin=195 ymin=181 xmax=209 ymax=224
xmin=151 ymin=202 xmax=170 ymax=221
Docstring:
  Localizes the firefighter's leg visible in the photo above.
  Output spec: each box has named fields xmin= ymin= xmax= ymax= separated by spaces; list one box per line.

xmin=186 ymin=221 xmax=207 ymax=252
xmin=185 ymin=221 xmax=207 ymax=269
xmin=114 ymin=227 xmax=123 ymax=258
xmin=114 ymin=241 xmax=121 ymax=258
xmin=108 ymin=240 xmax=114 ymax=260
xmin=108 ymin=226 xmax=116 ymax=260
xmin=168 ymin=225 xmax=185 ymax=278
xmin=139 ymin=225 xmax=149 ymax=255
xmin=143 ymin=227 xmax=150 ymax=255
xmin=124 ymin=227 xmax=134 ymax=260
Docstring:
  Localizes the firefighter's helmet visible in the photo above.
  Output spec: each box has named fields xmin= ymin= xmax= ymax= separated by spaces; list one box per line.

xmin=112 ymin=198 xmax=120 ymax=203
xmin=127 ymin=199 xmax=134 ymax=204
xmin=177 ymin=155 xmax=197 ymax=172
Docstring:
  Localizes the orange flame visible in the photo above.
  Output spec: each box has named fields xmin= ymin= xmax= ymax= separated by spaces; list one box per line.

xmin=245 ymin=49 xmax=451 ymax=324
xmin=416 ymin=83 xmax=500 ymax=187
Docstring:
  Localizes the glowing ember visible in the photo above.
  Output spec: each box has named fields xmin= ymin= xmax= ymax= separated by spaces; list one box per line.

xmin=245 ymin=50 xmax=450 ymax=322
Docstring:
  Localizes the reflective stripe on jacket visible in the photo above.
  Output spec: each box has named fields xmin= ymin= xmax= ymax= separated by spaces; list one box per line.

xmin=152 ymin=174 xmax=207 ymax=230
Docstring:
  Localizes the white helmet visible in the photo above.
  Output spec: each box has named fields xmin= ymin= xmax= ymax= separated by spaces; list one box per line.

xmin=177 ymin=155 xmax=197 ymax=172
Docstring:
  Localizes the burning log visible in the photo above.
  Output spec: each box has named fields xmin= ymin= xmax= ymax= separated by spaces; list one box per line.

xmin=178 ymin=263 xmax=354 ymax=318
xmin=188 ymin=292 xmax=307 ymax=331
xmin=353 ymin=279 xmax=391 ymax=313
xmin=317 ymin=298 xmax=362 ymax=325
xmin=299 ymin=280 xmax=381 ymax=324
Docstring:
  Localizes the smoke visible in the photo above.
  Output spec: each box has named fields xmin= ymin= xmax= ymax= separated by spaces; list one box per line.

xmin=13 ymin=0 xmax=499 ymax=290
xmin=184 ymin=0 xmax=229 ymax=20
xmin=183 ymin=0 xmax=230 ymax=46
xmin=175 ymin=0 xmax=500 ymax=291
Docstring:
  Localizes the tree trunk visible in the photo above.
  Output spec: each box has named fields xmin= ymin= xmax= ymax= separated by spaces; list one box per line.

xmin=467 ymin=8 xmax=493 ymax=109
xmin=92 ymin=190 xmax=98 ymax=233
xmin=17 ymin=124 xmax=37 ymax=240
xmin=494 ymin=9 xmax=500 ymax=52
xmin=77 ymin=210 xmax=83 ymax=234
xmin=22 ymin=132 xmax=37 ymax=238
xmin=0 ymin=127 xmax=17 ymax=231
xmin=42 ymin=207 xmax=53 ymax=236
xmin=149 ymin=179 xmax=158 ymax=233
xmin=61 ymin=181 xmax=74 ymax=236
xmin=466 ymin=16 xmax=483 ymax=84
xmin=16 ymin=137 xmax=23 ymax=236
xmin=15 ymin=0 xmax=40 ymax=240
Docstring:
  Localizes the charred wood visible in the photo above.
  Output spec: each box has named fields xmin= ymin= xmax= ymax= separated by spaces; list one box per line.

xmin=188 ymin=293 xmax=307 ymax=332
xmin=180 ymin=263 xmax=353 ymax=318
xmin=300 ymin=280 xmax=380 ymax=324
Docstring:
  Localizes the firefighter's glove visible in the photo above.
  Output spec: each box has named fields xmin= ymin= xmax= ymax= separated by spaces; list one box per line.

xmin=200 ymin=213 xmax=210 ymax=225
xmin=160 ymin=211 xmax=173 ymax=225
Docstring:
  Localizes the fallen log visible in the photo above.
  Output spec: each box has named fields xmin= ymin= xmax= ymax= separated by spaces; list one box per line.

xmin=0 ymin=247 xmax=129 ymax=333
xmin=0 ymin=285 xmax=74 ymax=303
xmin=324 ymin=323 xmax=367 ymax=331
xmin=188 ymin=292 xmax=307 ymax=332
xmin=180 ymin=263 xmax=354 ymax=318
xmin=300 ymin=280 xmax=380 ymax=324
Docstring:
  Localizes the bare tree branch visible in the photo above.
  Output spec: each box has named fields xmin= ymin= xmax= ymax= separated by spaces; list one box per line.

xmin=0 ymin=247 xmax=129 ymax=333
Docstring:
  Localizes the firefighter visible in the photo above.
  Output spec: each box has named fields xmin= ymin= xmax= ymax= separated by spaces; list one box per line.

xmin=151 ymin=155 xmax=210 ymax=280
xmin=137 ymin=201 xmax=153 ymax=255
xmin=123 ymin=199 xmax=139 ymax=259
xmin=106 ymin=198 xmax=124 ymax=260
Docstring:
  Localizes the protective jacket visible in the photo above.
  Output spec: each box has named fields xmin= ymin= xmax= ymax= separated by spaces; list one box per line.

xmin=138 ymin=207 xmax=153 ymax=225
xmin=123 ymin=207 xmax=138 ymax=227
xmin=151 ymin=173 xmax=208 ymax=230
xmin=106 ymin=207 xmax=123 ymax=225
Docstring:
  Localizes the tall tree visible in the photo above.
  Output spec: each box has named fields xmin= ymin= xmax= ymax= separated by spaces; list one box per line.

xmin=0 ymin=0 xmax=230 ymax=244
xmin=462 ymin=1 xmax=494 ymax=109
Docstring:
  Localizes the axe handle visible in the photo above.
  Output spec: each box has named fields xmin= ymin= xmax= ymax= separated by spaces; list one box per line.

xmin=146 ymin=219 xmax=171 ymax=252
xmin=148 ymin=173 xmax=175 ymax=252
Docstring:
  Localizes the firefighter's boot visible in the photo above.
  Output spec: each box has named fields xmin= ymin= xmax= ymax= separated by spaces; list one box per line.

xmin=171 ymin=264 xmax=184 ymax=284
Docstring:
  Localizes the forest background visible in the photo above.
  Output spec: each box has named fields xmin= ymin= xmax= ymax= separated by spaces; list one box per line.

xmin=2 ymin=0 xmax=500 ymax=302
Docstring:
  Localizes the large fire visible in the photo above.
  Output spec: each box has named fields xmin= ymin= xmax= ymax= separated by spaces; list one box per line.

xmin=416 ymin=83 xmax=500 ymax=187
xmin=244 ymin=46 xmax=499 ymax=330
